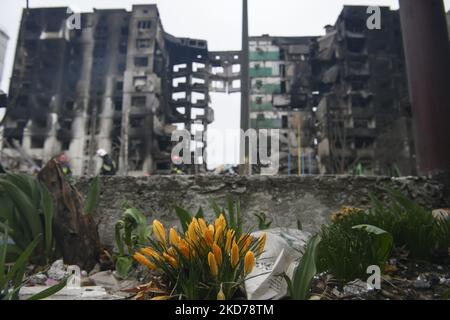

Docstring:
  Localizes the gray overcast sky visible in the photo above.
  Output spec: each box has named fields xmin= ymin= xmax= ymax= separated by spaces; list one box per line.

xmin=1 ymin=1 xmax=450 ymax=167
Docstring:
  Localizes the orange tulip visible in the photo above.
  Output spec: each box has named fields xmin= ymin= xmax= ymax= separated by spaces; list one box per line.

xmin=230 ymin=241 xmax=239 ymax=268
xmin=204 ymin=228 xmax=214 ymax=246
xmin=153 ymin=220 xmax=166 ymax=244
xmin=217 ymin=287 xmax=226 ymax=300
xmin=244 ymin=251 xmax=255 ymax=274
xmin=215 ymin=214 xmax=226 ymax=231
xmin=225 ymin=229 xmax=235 ymax=253
xmin=214 ymin=225 xmax=224 ymax=244
xmin=208 ymin=252 xmax=219 ymax=277
xmin=198 ymin=218 xmax=208 ymax=233
xmin=141 ymin=247 xmax=160 ymax=260
xmin=163 ymin=252 xmax=178 ymax=268
xmin=177 ymin=239 xmax=190 ymax=259
xmin=212 ymin=243 xmax=223 ymax=266
xmin=241 ymin=235 xmax=253 ymax=253
xmin=133 ymin=252 xmax=156 ymax=270
xmin=256 ymin=233 xmax=267 ymax=256
xmin=169 ymin=228 xmax=180 ymax=247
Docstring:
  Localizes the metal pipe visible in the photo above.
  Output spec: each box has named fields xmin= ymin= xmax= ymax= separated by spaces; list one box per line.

xmin=399 ymin=0 xmax=450 ymax=174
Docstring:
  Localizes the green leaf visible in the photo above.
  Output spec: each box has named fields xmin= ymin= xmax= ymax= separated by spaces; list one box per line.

xmin=291 ymin=234 xmax=321 ymax=300
xmin=174 ymin=206 xmax=193 ymax=233
xmin=0 ymin=179 xmax=41 ymax=240
xmin=4 ymin=234 xmax=42 ymax=289
xmin=210 ymin=200 xmax=223 ymax=219
xmin=236 ymin=198 xmax=242 ymax=236
xmin=0 ymin=222 xmax=9 ymax=288
xmin=352 ymin=224 xmax=393 ymax=266
xmin=254 ymin=212 xmax=272 ymax=231
xmin=282 ymin=273 xmax=294 ymax=298
xmin=227 ymin=195 xmax=236 ymax=229
xmin=443 ymin=288 xmax=450 ymax=300
xmin=85 ymin=176 xmax=100 ymax=215
xmin=115 ymin=256 xmax=133 ymax=279
xmin=27 ymin=277 xmax=68 ymax=300
xmin=195 ymin=207 xmax=204 ymax=219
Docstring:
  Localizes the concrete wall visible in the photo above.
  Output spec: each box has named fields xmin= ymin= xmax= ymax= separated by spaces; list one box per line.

xmin=73 ymin=175 xmax=450 ymax=247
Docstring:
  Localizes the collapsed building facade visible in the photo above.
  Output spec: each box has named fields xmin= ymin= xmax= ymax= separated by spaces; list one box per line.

xmin=1 ymin=4 xmax=419 ymax=176
xmin=1 ymin=5 xmax=216 ymax=175
xmin=311 ymin=6 xmax=416 ymax=175
xmin=248 ymin=36 xmax=318 ymax=175
xmin=0 ymin=28 xmax=8 ymax=84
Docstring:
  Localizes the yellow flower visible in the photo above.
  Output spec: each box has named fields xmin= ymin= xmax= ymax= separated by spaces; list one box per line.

xmin=208 ymin=224 xmax=215 ymax=234
xmin=169 ymin=228 xmax=180 ymax=247
xmin=214 ymin=225 xmax=224 ymax=244
xmin=163 ymin=252 xmax=178 ymax=268
xmin=187 ymin=221 xmax=199 ymax=244
xmin=225 ymin=229 xmax=235 ymax=254
xmin=153 ymin=220 xmax=166 ymax=244
xmin=177 ymin=239 xmax=190 ymax=259
xmin=198 ymin=218 xmax=208 ymax=233
xmin=240 ymin=235 xmax=253 ymax=253
xmin=230 ymin=241 xmax=239 ymax=268
xmin=141 ymin=247 xmax=160 ymax=260
xmin=133 ymin=252 xmax=156 ymax=270
xmin=215 ymin=214 xmax=226 ymax=231
xmin=208 ymin=252 xmax=219 ymax=277
xmin=244 ymin=251 xmax=255 ymax=274
xmin=167 ymin=247 xmax=177 ymax=257
xmin=204 ymin=228 xmax=214 ymax=246
xmin=217 ymin=286 xmax=226 ymax=300
xmin=213 ymin=243 xmax=223 ymax=266
xmin=255 ymin=233 xmax=267 ymax=256
xmin=191 ymin=218 xmax=200 ymax=231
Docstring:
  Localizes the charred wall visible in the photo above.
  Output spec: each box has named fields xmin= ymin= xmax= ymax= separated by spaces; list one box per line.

xmin=312 ymin=6 xmax=416 ymax=176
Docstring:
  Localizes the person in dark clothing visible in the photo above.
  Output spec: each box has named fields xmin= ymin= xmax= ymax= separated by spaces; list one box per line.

xmin=97 ymin=149 xmax=117 ymax=176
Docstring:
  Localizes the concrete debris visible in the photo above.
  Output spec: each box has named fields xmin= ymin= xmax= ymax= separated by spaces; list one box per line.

xmin=28 ymin=273 xmax=48 ymax=286
xmin=47 ymin=259 xmax=68 ymax=281
xmin=88 ymin=270 xmax=139 ymax=292
xmin=343 ymin=279 xmax=370 ymax=296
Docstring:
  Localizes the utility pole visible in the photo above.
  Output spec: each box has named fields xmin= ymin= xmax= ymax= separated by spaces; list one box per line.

xmin=240 ymin=0 xmax=250 ymax=175
xmin=399 ymin=0 xmax=450 ymax=174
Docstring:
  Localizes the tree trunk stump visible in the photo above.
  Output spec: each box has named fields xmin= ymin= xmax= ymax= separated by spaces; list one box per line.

xmin=38 ymin=160 xmax=101 ymax=271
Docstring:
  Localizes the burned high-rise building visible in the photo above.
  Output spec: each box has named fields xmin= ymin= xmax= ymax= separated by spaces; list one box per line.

xmin=2 ymin=4 xmax=419 ymax=176
xmin=248 ymin=35 xmax=318 ymax=175
xmin=312 ymin=6 xmax=416 ymax=175
xmin=0 ymin=28 xmax=8 ymax=85
xmin=1 ymin=5 xmax=213 ymax=175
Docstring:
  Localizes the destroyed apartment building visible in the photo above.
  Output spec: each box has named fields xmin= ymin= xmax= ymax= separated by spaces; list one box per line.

xmin=311 ymin=6 xmax=416 ymax=175
xmin=0 ymin=5 xmax=219 ymax=175
xmin=248 ymin=35 xmax=318 ymax=175
xmin=1 ymin=4 xmax=418 ymax=176
xmin=0 ymin=28 xmax=8 ymax=84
